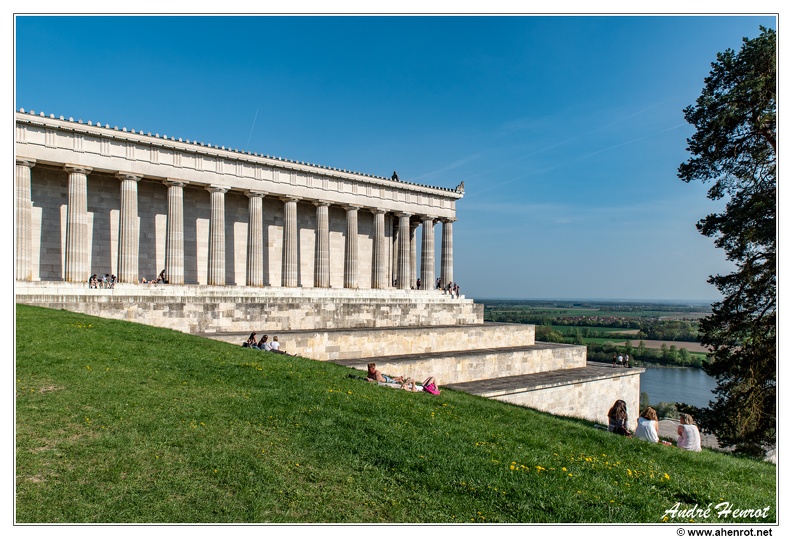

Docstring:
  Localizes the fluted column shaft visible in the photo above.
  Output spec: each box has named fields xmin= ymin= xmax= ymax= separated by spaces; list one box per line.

xmin=420 ymin=217 xmax=435 ymax=290
xmin=281 ymin=197 xmax=299 ymax=287
xmin=396 ymin=213 xmax=412 ymax=289
xmin=314 ymin=202 xmax=330 ymax=288
xmin=207 ymin=186 xmax=228 ymax=286
xmin=372 ymin=209 xmax=387 ymax=289
xmin=441 ymin=218 xmax=455 ymax=286
xmin=64 ymin=165 xmax=92 ymax=282
xmin=410 ymin=221 xmax=419 ymax=289
xmin=344 ymin=206 xmax=359 ymax=289
xmin=391 ymin=219 xmax=399 ymax=287
xmin=117 ymin=173 xmax=141 ymax=283
xmin=164 ymin=180 xmax=186 ymax=285
xmin=246 ymin=192 xmax=266 ymax=287
xmin=15 ymin=159 xmax=35 ymax=281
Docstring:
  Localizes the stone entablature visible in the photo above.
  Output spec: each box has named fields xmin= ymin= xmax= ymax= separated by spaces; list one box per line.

xmin=15 ymin=110 xmax=463 ymax=218
xmin=15 ymin=109 xmax=462 ymax=289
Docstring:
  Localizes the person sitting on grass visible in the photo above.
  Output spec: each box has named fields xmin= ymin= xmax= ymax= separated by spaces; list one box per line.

xmin=243 ymin=332 xmax=257 ymax=348
xmin=634 ymin=407 xmax=659 ymax=443
xmin=269 ymin=336 xmax=289 ymax=354
xmin=677 ymin=413 xmax=702 ymax=452
xmin=366 ymin=362 xmax=404 ymax=384
xmin=607 ymin=399 xmax=631 ymax=436
xmin=257 ymin=334 xmax=271 ymax=351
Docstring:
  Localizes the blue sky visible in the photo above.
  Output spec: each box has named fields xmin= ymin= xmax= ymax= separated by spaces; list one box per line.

xmin=12 ymin=12 xmax=778 ymax=301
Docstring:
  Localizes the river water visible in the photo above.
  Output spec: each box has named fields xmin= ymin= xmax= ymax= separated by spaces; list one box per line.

xmin=639 ymin=367 xmax=717 ymax=408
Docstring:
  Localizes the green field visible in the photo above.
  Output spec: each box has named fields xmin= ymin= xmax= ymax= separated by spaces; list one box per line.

xmin=15 ymin=305 xmax=775 ymax=523
xmin=549 ymin=325 xmax=636 ymax=335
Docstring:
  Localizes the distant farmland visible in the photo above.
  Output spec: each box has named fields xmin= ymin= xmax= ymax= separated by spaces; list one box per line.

xmin=611 ymin=339 xmax=709 ymax=354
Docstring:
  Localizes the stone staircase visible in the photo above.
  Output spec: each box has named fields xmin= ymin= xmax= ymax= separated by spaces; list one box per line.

xmin=204 ymin=324 xmax=642 ymax=427
xmin=17 ymin=282 xmax=643 ymax=427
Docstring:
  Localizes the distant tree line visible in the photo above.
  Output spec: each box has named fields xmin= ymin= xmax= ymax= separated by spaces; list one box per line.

xmin=485 ymin=311 xmax=700 ymax=342
xmin=534 ymin=325 xmax=703 ymax=368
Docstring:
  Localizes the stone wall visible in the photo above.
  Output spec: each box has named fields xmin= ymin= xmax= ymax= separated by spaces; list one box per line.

xmin=489 ymin=370 xmax=643 ymax=431
xmin=334 ymin=342 xmax=587 ymax=385
xmin=15 ymin=283 xmax=482 ymax=333
xmin=213 ymin=323 xmax=538 ymax=360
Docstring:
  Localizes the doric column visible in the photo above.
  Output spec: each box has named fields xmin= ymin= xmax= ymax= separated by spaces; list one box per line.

xmin=410 ymin=220 xmax=420 ymax=289
xmin=420 ymin=216 xmax=435 ymax=290
xmin=164 ymin=180 xmax=187 ymax=285
xmin=314 ymin=201 xmax=330 ymax=288
xmin=391 ymin=218 xmax=399 ymax=287
xmin=441 ymin=218 xmax=455 ymax=287
xmin=344 ymin=206 xmax=359 ymax=289
xmin=371 ymin=208 xmax=387 ymax=289
xmin=64 ymin=164 xmax=92 ymax=283
xmin=246 ymin=191 xmax=266 ymax=287
xmin=15 ymin=158 xmax=35 ymax=281
xmin=116 ymin=172 xmax=142 ymax=284
xmin=281 ymin=197 xmax=299 ymax=287
xmin=207 ymin=186 xmax=228 ymax=286
xmin=396 ymin=213 xmax=412 ymax=289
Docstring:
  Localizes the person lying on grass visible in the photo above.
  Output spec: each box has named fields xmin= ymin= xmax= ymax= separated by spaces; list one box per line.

xmin=366 ymin=362 xmax=404 ymax=384
xmin=399 ymin=376 xmax=441 ymax=395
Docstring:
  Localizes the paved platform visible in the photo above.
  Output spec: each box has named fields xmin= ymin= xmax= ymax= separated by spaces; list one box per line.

xmin=443 ymin=362 xmax=644 ymax=397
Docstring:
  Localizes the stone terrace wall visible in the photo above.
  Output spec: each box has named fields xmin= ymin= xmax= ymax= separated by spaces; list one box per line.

xmin=212 ymin=323 xmax=537 ymax=360
xmin=489 ymin=369 xmax=643 ymax=431
xmin=15 ymin=283 xmax=483 ymax=333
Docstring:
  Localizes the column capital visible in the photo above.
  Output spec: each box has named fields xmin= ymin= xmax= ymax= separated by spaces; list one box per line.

xmin=164 ymin=178 xmax=188 ymax=188
xmin=16 ymin=157 xmax=36 ymax=168
xmin=441 ymin=217 xmax=457 ymax=224
xmin=370 ymin=207 xmax=388 ymax=215
xmin=246 ymin=190 xmax=267 ymax=199
xmin=343 ymin=205 xmax=360 ymax=212
xmin=116 ymin=171 xmax=142 ymax=182
xmin=280 ymin=196 xmax=300 ymax=204
xmin=395 ymin=211 xmax=412 ymax=218
xmin=206 ymin=185 xmax=229 ymax=194
xmin=313 ymin=200 xmax=332 ymax=208
xmin=418 ymin=214 xmax=438 ymax=222
xmin=64 ymin=164 xmax=92 ymax=175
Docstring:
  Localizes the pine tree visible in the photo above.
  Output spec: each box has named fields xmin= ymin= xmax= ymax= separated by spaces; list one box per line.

xmin=677 ymin=27 xmax=776 ymax=455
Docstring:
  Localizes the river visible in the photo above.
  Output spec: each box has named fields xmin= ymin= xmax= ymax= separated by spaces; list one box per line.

xmin=639 ymin=367 xmax=717 ymax=408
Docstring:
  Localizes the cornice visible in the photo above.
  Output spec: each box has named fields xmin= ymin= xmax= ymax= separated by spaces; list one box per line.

xmin=15 ymin=109 xmax=464 ymax=199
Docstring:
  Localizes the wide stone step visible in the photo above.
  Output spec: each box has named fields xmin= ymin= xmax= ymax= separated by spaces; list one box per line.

xmin=204 ymin=322 xmax=536 ymax=361
xmin=444 ymin=362 xmax=645 ymax=428
xmin=331 ymin=341 xmax=586 ymax=384
xmin=16 ymin=282 xmax=483 ymax=332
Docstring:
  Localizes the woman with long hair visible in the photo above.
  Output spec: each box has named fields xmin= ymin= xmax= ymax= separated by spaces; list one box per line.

xmin=607 ymin=399 xmax=630 ymax=436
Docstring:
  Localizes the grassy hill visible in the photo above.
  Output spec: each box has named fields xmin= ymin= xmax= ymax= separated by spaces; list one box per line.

xmin=15 ymin=305 xmax=776 ymax=523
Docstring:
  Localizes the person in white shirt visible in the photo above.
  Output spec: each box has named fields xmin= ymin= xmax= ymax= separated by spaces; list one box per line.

xmin=269 ymin=336 xmax=287 ymax=354
xmin=257 ymin=335 xmax=271 ymax=351
xmin=677 ymin=413 xmax=702 ymax=452
xmin=635 ymin=407 xmax=660 ymax=443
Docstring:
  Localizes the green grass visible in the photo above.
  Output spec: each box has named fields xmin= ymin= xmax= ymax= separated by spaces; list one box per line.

xmin=15 ymin=305 xmax=776 ymax=523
